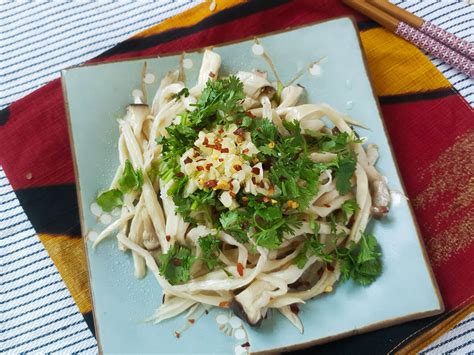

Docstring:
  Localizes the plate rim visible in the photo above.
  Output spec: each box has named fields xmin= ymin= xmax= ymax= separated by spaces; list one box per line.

xmin=61 ymin=15 xmax=444 ymax=354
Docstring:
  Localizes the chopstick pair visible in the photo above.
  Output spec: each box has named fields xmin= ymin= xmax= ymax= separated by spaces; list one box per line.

xmin=343 ymin=0 xmax=474 ymax=78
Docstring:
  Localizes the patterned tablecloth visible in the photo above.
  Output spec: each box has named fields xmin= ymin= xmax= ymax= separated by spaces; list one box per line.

xmin=1 ymin=1 xmax=473 ymax=354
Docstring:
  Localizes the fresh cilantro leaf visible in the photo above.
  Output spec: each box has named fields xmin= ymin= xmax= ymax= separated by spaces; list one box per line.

xmin=219 ymin=210 xmax=249 ymax=243
xmin=338 ymin=233 xmax=382 ymax=286
xmin=118 ymin=160 xmax=143 ymax=193
xmin=341 ymin=199 xmax=359 ymax=220
xmin=96 ymin=189 xmax=123 ymax=212
xmin=294 ymin=250 xmax=309 ymax=269
xmin=335 ymin=154 xmax=356 ymax=195
xmin=198 ymin=234 xmax=221 ymax=270
xmin=173 ymin=88 xmax=189 ymax=100
xmin=159 ymin=245 xmax=196 ymax=285
xmin=254 ymin=229 xmax=280 ymax=249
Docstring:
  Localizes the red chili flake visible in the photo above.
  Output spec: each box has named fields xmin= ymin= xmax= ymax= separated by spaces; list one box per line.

xmin=196 ymin=166 xmax=204 ymax=171
xmin=229 ymin=191 xmax=236 ymax=198
xmin=259 ymin=181 xmax=265 ymax=188
xmin=218 ymin=301 xmax=229 ymax=308
xmin=183 ymin=157 xmax=192 ymax=164
xmin=251 ymin=177 xmax=257 ymax=184
xmin=176 ymin=172 xmax=184 ymax=178
xmin=327 ymin=264 xmax=335 ymax=271
xmin=246 ymin=111 xmax=256 ymax=118
xmin=205 ymin=180 xmax=218 ymax=188
xmin=165 ymin=235 xmax=171 ymax=242
xmin=233 ymin=165 xmax=242 ymax=171
xmin=218 ymin=128 xmax=224 ymax=134
xmin=241 ymin=342 xmax=250 ymax=348
xmin=242 ymin=196 xmax=248 ymax=202
xmin=188 ymin=319 xmax=195 ymax=324
xmin=193 ymin=150 xmax=200 ymax=158
xmin=203 ymin=137 xmax=209 ymax=145
xmin=242 ymin=148 xmax=249 ymax=154
xmin=209 ymin=72 xmax=216 ymax=78
xmin=172 ymin=258 xmax=182 ymax=266
xmin=218 ymin=158 xmax=224 ymax=162
xmin=233 ymin=128 xmax=246 ymax=136
xmin=262 ymin=196 xmax=270 ymax=203
xmin=214 ymin=137 xmax=222 ymax=143
xmin=175 ymin=332 xmax=181 ymax=339
xmin=221 ymin=147 xmax=229 ymax=153
xmin=205 ymin=163 xmax=213 ymax=171
xmin=252 ymin=167 xmax=260 ymax=175
xmin=237 ymin=262 xmax=244 ymax=276
xmin=324 ymin=203 xmax=331 ymax=208
xmin=290 ymin=304 xmax=300 ymax=315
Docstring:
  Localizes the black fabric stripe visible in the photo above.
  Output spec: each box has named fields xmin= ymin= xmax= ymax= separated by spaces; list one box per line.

xmin=99 ymin=0 xmax=290 ymax=58
xmin=357 ymin=20 xmax=380 ymax=31
xmin=289 ymin=312 xmax=450 ymax=355
xmin=0 ymin=107 xmax=10 ymax=125
xmin=379 ymin=88 xmax=456 ymax=105
xmin=15 ymin=184 xmax=81 ymax=236
xmin=82 ymin=311 xmax=96 ymax=338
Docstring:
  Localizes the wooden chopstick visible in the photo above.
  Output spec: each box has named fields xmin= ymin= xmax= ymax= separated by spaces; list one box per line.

xmin=342 ymin=0 xmax=474 ymax=78
xmin=367 ymin=0 xmax=474 ymax=60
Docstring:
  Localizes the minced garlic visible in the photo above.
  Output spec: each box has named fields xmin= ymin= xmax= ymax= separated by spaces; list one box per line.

xmin=179 ymin=124 xmax=273 ymax=208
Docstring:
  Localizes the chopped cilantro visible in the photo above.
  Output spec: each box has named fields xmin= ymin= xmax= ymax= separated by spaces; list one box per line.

xmin=118 ymin=160 xmax=143 ymax=193
xmin=334 ymin=154 xmax=356 ymax=195
xmin=96 ymin=189 xmax=123 ymax=212
xmin=338 ymin=233 xmax=383 ymax=286
xmin=198 ymin=234 xmax=221 ymax=270
xmin=159 ymin=245 xmax=196 ymax=285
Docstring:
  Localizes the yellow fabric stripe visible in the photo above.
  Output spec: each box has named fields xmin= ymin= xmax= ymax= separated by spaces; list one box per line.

xmin=360 ymin=28 xmax=451 ymax=97
xmin=38 ymin=234 xmax=92 ymax=314
xmin=132 ymin=0 xmax=247 ymax=39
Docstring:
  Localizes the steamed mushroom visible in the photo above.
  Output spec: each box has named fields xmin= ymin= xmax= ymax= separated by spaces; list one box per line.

xmin=236 ymin=71 xmax=276 ymax=100
xmin=124 ymin=104 xmax=150 ymax=140
xmin=278 ymin=85 xmax=304 ymax=108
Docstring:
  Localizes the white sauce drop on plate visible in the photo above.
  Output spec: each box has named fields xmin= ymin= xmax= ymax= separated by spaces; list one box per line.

xmin=346 ymin=100 xmax=354 ymax=110
xmin=309 ymin=63 xmax=322 ymax=76
xmin=90 ymin=202 xmax=102 ymax=217
xmin=229 ymin=316 xmax=242 ymax=328
xmin=100 ymin=213 xmax=112 ymax=225
xmin=234 ymin=328 xmax=246 ymax=340
xmin=252 ymin=43 xmax=264 ymax=56
xmin=87 ymin=231 xmax=99 ymax=242
xmin=143 ymin=73 xmax=155 ymax=84
xmin=216 ymin=314 xmax=229 ymax=325
xmin=183 ymin=58 xmax=193 ymax=69
xmin=234 ymin=345 xmax=247 ymax=355
xmin=346 ymin=79 xmax=352 ymax=90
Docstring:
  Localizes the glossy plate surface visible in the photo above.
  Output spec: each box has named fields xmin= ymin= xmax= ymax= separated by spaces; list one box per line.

xmin=63 ymin=17 xmax=443 ymax=354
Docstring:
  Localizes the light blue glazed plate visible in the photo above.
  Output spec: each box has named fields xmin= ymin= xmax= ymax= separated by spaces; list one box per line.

xmin=63 ymin=17 xmax=443 ymax=354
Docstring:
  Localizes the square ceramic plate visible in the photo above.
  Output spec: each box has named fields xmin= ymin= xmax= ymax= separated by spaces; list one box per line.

xmin=63 ymin=17 xmax=443 ymax=354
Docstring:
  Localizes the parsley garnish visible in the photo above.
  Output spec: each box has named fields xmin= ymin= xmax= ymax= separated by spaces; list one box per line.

xmin=159 ymin=245 xmax=196 ymax=285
